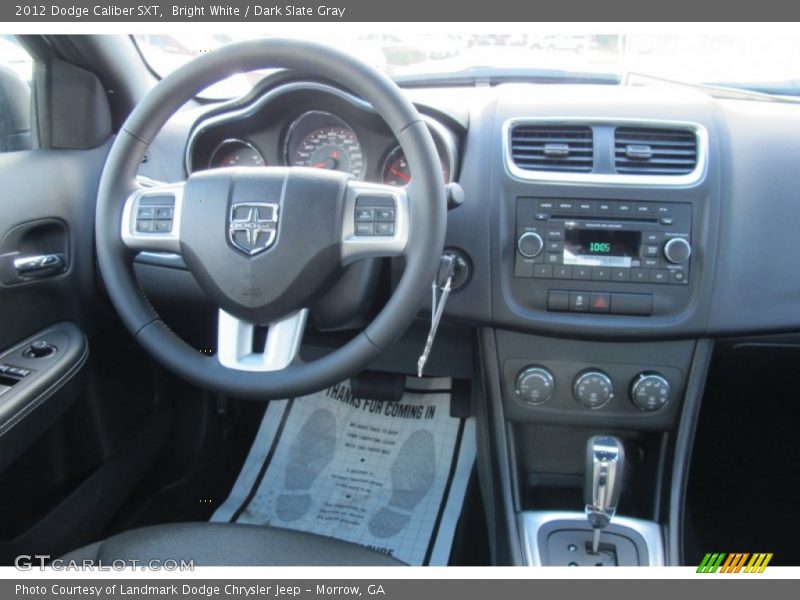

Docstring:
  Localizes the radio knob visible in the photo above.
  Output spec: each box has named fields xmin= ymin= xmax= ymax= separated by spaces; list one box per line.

xmin=630 ymin=372 xmax=671 ymax=411
xmin=663 ymin=237 xmax=691 ymax=264
xmin=515 ymin=366 xmax=555 ymax=405
xmin=573 ymin=370 xmax=614 ymax=409
xmin=517 ymin=232 xmax=544 ymax=258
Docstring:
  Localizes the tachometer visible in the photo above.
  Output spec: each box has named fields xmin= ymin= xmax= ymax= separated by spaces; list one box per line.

xmin=285 ymin=111 xmax=364 ymax=179
xmin=208 ymin=139 xmax=266 ymax=169
xmin=381 ymin=145 xmax=450 ymax=187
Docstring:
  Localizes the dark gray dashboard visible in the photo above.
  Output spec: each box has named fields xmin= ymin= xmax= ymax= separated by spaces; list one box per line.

xmin=138 ymin=77 xmax=800 ymax=341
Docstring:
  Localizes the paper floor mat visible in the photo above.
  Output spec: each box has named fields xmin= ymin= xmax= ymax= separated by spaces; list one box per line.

xmin=212 ymin=377 xmax=475 ymax=566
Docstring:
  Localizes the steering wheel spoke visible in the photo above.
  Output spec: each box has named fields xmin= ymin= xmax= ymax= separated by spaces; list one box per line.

xmin=341 ymin=180 xmax=409 ymax=266
xmin=217 ymin=309 xmax=308 ymax=372
xmin=121 ymin=182 xmax=184 ymax=253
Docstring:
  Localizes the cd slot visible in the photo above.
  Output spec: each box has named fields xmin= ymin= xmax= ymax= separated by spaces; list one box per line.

xmin=550 ymin=214 xmax=658 ymax=224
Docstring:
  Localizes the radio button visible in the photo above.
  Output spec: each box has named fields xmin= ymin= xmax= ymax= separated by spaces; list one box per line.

xmin=634 ymin=203 xmax=654 ymax=216
xmin=664 ymin=237 xmax=692 ymax=264
xmin=651 ymin=270 xmax=670 ymax=284
xmin=546 ymin=240 xmax=563 ymax=253
xmin=592 ymin=267 xmax=611 ymax=281
xmin=576 ymin=200 xmax=595 ymax=213
xmin=596 ymin=202 xmax=613 ymax=214
xmin=574 ymin=266 xmax=592 ymax=280
xmin=554 ymin=266 xmax=573 ymax=279
xmin=517 ymin=232 xmax=544 ymax=258
xmin=514 ymin=257 xmax=535 ymax=278
xmin=660 ymin=217 xmax=675 ymax=226
xmin=537 ymin=200 xmax=556 ymax=211
xmin=644 ymin=245 xmax=660 ymax=258
xmin=630 ymin=269 xmax=648 ymax=283
xmin=643 ymin=258 xmax=660 ymax=268
xmin=655 ymin=205 xmax=672 ymax=216
xmin=671 ymin=269 xmax=688 ymax=284
xmin=611 ymin=268 xmax=630 ymax=282
xmin=616 ymin=202 xmax=634 ymax=216
xmin=546 ymin=229 xmax=564 ymax=241
xmin=644 ymin=232 xmax=660 ymax=244
xmin=534 ymin=265 xmax=554 ymax=278
xmin=545 ymin=253 xmax=559 ymax=264
xmin=555 ymin=200 xmax=576 ymax=213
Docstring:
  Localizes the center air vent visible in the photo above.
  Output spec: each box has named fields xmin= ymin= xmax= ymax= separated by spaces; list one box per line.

xmin=510 ymin=125 xmax=593 ymax=173
xmin=614 ymin=127 xmax=697 ymax=175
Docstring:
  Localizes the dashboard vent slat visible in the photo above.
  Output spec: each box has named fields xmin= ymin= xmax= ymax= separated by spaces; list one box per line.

xmin=510 ymin=125 xmax=593 ymax=173
xmin=614 ymin=127 xmax=698 ymax=175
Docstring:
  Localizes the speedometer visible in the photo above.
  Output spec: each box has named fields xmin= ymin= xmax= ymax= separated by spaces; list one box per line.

xmin=285 ymin=112 xmax=364 ymax=179
xmin=208 ymin=139 xmax=266 ymax=169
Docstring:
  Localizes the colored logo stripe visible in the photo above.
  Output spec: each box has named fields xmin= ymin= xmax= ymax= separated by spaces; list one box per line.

xmin=697 ymin=552 xmax=772 ymax=573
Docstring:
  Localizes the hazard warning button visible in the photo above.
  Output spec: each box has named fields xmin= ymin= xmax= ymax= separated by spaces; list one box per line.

xmin=589 ymin=292 xmax=611 ymax=313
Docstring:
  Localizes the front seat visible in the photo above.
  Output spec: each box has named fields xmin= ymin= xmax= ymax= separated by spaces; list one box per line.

xmin=61 ymin=523 xmax=405 ymax=566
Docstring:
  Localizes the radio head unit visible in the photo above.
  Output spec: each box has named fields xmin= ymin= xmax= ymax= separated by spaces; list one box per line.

xmin=513 ymin=198 xmax=693 ymax=316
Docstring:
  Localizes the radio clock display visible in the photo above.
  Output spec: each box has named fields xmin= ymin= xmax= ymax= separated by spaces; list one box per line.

xmin=589 ymin=241 xmax=612 ymax=254
xmin=564 ymin=229 xmax=640 ymax=267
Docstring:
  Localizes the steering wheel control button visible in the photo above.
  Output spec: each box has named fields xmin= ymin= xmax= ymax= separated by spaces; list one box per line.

xmin=355 ymin=223 xmax=374 ymax=236
xmin=664 ymin=237 xmax=692 ymax=264
xmin=22 ymin=340 xmax=56 ymax=359
xmin=574 ymin=370 xmax=614 ymax=409
xmin=515 ymin=366 xmax=556 ymax=405
xmin=630 ymin=372 xmax=671 ymax=411
xmin=354 ymin=195 xmax=396 ymax=237
xmin=355 ymin=208 xmax=374 ymax=222
xmin=134 ymin=194 xmax=176 ymax=235
xmin=375 ymin=208 xmax=395 ymax=222
xmin=517 ymin=231 xmax=544 ymax=258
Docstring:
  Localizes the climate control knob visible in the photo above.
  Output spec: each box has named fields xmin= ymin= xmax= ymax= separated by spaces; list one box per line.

xmin=663 ymin=237 xmax=692 ymax=264
xmin=517 ymin=232 xmax=544 ymax=258
xmin=515 ymin=366 xmax=555 ymax=405
xmin=573 ymin=370 xmax=614 ymax=409
xmin=630 ymin=372 xmax=671 ymax=411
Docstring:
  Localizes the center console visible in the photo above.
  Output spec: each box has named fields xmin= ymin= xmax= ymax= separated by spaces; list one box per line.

xmin=476 ymin=87 xmax=721 ymax=566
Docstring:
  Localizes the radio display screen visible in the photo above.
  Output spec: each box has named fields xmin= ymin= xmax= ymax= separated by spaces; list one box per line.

xmin=563 ymin=229 xmax=640 ymax=268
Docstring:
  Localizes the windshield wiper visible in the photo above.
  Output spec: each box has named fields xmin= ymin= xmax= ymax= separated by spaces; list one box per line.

xmin=395 ymin=67 xmax=620 ymax=88
xmin=624 ymin=71 xmax=800 ymax=103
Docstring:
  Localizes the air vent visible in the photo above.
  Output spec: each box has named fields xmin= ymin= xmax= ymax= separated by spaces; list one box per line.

xmin=614 ymin=127 xmax=697 ymax=175
xmin=510 ymin=125 xmax=593 ymax=173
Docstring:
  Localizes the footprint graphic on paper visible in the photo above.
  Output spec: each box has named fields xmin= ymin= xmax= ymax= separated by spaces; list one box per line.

xmin=368 ymin=430 xmax=436 ymax=538
xmin=275 ymin=408 xmax=336 ymax=523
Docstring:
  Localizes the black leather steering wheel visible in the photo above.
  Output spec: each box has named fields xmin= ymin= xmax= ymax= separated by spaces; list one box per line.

xmin=95 ymin=39 xmax=446 ymax=400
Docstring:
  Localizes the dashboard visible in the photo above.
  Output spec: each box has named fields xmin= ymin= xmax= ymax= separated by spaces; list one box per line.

xmin=140 ymin=74 xmax=800 ymax=347
xmin=185 ymin=81 xmax=458 ymax=187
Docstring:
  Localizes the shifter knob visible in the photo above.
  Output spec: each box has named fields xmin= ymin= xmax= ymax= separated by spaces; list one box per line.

xmin=584 ymin=435 xmax=625 ymax=552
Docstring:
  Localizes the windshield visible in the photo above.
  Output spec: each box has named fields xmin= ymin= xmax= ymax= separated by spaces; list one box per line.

xmin=134 ymin=32 xmax=800 ymax=99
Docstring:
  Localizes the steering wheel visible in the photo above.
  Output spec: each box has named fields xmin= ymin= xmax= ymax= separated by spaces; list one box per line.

xmin=95 ymin=39 xmax=447 ymax=400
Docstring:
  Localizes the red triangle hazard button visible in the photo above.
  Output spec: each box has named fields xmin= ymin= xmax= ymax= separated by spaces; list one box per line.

xmin=590 ymin=293 xmax=610 ymax=313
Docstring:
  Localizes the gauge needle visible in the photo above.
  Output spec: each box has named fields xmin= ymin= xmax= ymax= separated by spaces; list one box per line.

xmin=390 ymin=168 xmax=411 ymax=182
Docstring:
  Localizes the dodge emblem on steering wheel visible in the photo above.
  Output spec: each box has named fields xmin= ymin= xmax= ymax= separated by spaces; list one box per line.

xmin=229 ymin=202 xmax=279 ymax=255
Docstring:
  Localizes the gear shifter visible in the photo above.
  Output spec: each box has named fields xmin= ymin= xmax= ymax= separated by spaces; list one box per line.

xmin=584 ymin=435 xmax=625 ymax=554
